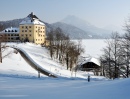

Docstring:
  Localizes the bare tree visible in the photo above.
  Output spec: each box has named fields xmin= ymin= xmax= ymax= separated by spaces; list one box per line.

xmin=101 ymin=32 xmax=122 ymax=79
xmin=47 ymin=28 xmax=84 ymax=71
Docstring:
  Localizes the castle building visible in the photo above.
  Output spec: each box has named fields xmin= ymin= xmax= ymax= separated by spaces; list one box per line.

xmin=0 ymin=12 xmax=46 ymax=45
xmin=0 ymin=27 xmax=19 ymax=42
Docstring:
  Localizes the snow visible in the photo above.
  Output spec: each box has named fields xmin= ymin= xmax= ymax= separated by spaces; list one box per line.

xmin=8 ymin=42 xmax=100 ymax=79
xmin=0 ymin=27 xmax=19 ymax=34
xmin=0 ymin=39 xmax=130 ymax=99
xmin=80 ymin=57 xmax=100 ymax=66
xmin=0 ymin=76 xmax=130 ymax=99
xmin=20 ymin=17 xmax=45 ymax=25
xmin=80 ymin=39 xmax=107 ymax=58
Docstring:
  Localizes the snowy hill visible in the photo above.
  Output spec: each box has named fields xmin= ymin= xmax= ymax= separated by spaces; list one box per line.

xmin=0 ymin=42 xmax=130 ymax=99
xmin=0 ymin=42 xmax=106 ymax=79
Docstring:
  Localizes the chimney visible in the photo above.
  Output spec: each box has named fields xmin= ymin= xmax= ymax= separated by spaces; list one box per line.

xmin=31 ymin=12 xmax=34 ymax=15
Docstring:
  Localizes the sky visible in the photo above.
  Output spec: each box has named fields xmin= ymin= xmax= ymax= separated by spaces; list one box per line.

xmin=1 ymin=0 xmax=130 ymax=31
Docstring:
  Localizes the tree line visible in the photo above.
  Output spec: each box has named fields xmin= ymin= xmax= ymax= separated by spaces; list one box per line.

xmin=100 ymin=18 xmax=130 ymax=79
xmin=47 ymin=27 xmax=84 ymax=71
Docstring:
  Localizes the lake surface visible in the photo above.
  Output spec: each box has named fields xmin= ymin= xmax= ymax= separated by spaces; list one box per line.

xmin=76 ymin=39 xmax=107 ymax=58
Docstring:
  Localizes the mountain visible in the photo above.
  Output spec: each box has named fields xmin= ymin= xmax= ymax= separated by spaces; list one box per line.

xmin=52 ymin=22 xmax=102 ymax=39
xmin=0 ymin=14 xmax=110 ymax=39
xmin=0 ymin=18 xmax=95 ymax=39
xmin=61 ymin=15 xmax=112 ymax=38
xmin=0 ymin=19 xmax=23 ymax=31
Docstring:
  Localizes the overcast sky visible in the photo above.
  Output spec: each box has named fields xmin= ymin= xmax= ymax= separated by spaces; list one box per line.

xmin=1 ymin=0 xmax=130 ymax=31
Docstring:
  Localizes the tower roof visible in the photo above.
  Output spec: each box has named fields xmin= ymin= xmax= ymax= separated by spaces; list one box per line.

xmin=20 ymin=12 xmax=45 ymax=25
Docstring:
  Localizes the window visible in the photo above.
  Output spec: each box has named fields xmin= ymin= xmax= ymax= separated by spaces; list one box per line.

xmin=26 ymin=34 xmax=27 ymax=36
xmin=36 ymin=39 xmax=37 ymax=41
xmin=8 ymin=34 xmax=10 ymax=36
xmin=29 ymin=30 xmax=31 ymax=32
xmin=26 ymin=26 xmax=28 ymax=29
xmin=36 ymin=26 xmax=37 ymax=28
xmin=41 ymin=27 xmax=42 ymax=29
xmin=41 ymin=39 xmax=42 ymax=41
xmin=21 ymin=34 xmax=24 ymax=36
xmin=8 ymin=38 xmax=10 ymax=39
xmin=30 ymin=34 xmax=31 ymax=36
xmin=22 ymin=26 xmax=24 ymax=28
xmin=29 ymin=26 xmax=31 ymax=28
xmin=22 ymin=30 xmax=24 ymax=32
xmin=36 ymin=31 xmax=37 ymax=32
xmin=11 ymin=34 xmax=13 ymax=36
xmin=25 ymin=30 xmax=27 ymax=32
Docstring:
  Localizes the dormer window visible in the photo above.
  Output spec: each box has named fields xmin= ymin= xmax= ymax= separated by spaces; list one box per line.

xmin=15 ymin=30 xmax=17 ymax=32
xmin=5 ymin=30 xmax=7 ymax=32
xmin=8 ymin=30 xmax=10 ymax=32
xmin=12 ymin=30 xmax=14 ymax=32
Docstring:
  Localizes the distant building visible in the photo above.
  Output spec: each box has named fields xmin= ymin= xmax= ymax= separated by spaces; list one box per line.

xmin=78 ymin=57 xmax=101 ymax=75
xmin=0 ymin=27 xmax=19 ymax=42
xmin=0 ymin=12 xmax=46 ymax=45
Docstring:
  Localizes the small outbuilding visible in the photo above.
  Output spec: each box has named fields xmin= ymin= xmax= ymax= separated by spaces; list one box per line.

xmin=79 ymin=57 xmax=101 ymax=75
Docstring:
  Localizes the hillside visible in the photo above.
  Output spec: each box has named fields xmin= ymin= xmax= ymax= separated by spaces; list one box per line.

xmin=0 ymin=41 xmax=129 ymax=99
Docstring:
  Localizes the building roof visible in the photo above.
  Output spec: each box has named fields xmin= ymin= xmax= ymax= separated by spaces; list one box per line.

xmin=80 ymin=57 xmax=100 ymax=67
xmin=20 ymin=12 xmax=45 ymax=25
xmin=0 ymin=27 xmax=19 ymax=34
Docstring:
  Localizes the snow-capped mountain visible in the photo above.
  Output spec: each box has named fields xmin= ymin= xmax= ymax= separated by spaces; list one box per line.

xmin=52 ymin=22 xmax=92 ymax=39
xmin=61 ymin=15 xmax=112 ymax=38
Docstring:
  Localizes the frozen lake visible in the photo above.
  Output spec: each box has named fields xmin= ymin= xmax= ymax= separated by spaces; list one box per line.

xmin=75 ymin=39 xmax=107 ymax=58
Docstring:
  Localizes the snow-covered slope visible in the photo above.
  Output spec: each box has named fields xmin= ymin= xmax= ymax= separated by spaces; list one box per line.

xmin=0 ymin=47 xmax=43 ymax=77
xmin=0 ymin=76 xmax=129 ymax=99
xmin=0 ymin=41 xmax=129 ymax=99
xmin=0 ymin=42 xmax=105 ymax=80
xmin=9 ymin=42 xmax=96 ymax=79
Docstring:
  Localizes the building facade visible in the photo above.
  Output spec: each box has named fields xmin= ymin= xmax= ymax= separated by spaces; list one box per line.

xmin=19 ymin=12 xmax=46 ymax=45
xmin=0 ymin=27 xmax=19 ymax=42
xmin=0 ymin=12 xmax=46 ymax=45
